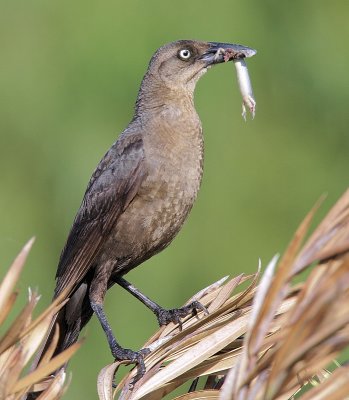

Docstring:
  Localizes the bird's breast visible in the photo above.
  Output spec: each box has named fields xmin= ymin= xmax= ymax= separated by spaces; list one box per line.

xmin=142 ymin=107 xmax=203 ymax=198
xmin=121 ymin=116 xmax=203 ymax=252
xmin=103 ymin=110 xmax=204 ymax=272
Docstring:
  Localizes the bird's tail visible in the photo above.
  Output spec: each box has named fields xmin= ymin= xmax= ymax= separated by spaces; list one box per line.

xmin=27 ymin=283 xmax=93 ymax=399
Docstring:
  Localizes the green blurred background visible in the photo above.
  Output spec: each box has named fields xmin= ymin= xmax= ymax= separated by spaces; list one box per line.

xmin=0 ymin=0 xmax=348 ymax=398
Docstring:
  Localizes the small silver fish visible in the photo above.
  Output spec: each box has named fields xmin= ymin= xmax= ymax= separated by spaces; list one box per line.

xmin=233 ymin=58 xmax=256 ymax=121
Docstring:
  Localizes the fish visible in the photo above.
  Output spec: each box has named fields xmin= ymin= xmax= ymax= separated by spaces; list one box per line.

xmin=222 ymin=46 xmax=256 ymax=121
xmin=233 ymin=58 xmax=256 ymax=121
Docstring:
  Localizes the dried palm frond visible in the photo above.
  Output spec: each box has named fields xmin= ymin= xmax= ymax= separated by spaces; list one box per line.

xmin=97 ymin=188 xmax=349 ymax=400
xmin=0 ymin=239 xmax=82 ymax=400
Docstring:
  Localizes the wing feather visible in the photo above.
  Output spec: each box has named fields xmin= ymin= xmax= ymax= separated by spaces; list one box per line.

xmin=54 ymin=132 xmax=146 ymax=297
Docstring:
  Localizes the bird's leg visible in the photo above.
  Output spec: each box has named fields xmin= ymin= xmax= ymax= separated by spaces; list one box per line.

xmin=113 ymin=276 xmax=208 ymax=330
xmin=90 ymin=265 xmax=150 ymax=382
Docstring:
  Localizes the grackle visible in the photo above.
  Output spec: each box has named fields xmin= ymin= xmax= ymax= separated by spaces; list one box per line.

xmin=39 ymin=40 xmax=256 ymax=381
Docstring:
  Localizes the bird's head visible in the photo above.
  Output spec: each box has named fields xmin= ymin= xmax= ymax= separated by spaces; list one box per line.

xmin=144 ymin=40 xmax=256 ymax=93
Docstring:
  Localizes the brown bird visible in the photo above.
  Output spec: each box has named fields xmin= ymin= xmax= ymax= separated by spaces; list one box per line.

xmin=43 ymin=40 xmax=256 ymax=379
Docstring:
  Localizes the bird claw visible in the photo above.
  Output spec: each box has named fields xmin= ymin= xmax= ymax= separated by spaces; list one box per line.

xmin=111 ymin=345 xmax=150 ymax=386
xmin=156 ymin=300 xmax=208 ymax=329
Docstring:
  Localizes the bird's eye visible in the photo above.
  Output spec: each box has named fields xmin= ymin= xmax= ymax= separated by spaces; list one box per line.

xmin=178 ymin=49 xmax=192 ymax=61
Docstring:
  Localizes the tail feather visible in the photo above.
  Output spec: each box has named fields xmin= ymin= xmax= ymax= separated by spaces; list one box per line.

xmin=26 ymin=283 xmax=94 ymax=399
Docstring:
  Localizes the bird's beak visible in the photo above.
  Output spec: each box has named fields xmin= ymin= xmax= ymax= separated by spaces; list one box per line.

xmin=200 ymin=42 xmax=257 ymax=66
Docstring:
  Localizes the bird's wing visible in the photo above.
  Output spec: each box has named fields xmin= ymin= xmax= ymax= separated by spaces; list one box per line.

xmin=54 ymin=131 xmax=147 ymax=298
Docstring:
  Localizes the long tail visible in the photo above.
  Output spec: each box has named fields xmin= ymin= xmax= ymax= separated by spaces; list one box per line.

xmin=53 ymin=283 xmax=93 ymax=355
xmin=27 ymin=283 xmax=94 ymax=399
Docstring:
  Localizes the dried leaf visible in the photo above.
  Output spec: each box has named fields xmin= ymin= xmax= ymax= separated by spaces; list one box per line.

xmin=186 ymin=276 xmax=230 ymax=305
xmin=0 ymin=292 xmax=18 ymax=327
xmin=22 ymin=314 xmax=56 ymax=367
xmin=0 ymin=238 xmax=35 ymax=315
xmin=173 ymin=389 xmax=220 ymax=400
xmin=11 ymin=341 xmax=82 ymax=394
xmin=294 ymin=190 xmax=349 ymax=273
xmin=0 ymin=289 xmax=40 ymax=354
xmin=300 ymin=365 xmax=349 ymax=400
xmin=36 ymin=369 xmax=67 ymax=400
xmin=208 ymin=275 xmax=243 ymax=313
xmin=38 ymin=325 xmax=60 ymax=367
xmin=97 ymin=362 xmax=121 ymax=400
xmin=131 ymin=314 xmax=251 ymax=400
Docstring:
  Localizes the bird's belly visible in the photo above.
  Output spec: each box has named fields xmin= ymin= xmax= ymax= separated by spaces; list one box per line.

xmin=97 ymin=168 xmax=202 ymax=274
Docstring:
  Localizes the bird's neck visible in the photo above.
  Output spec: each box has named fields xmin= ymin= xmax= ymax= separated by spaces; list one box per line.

xmin=134 ymin=73 xmax=196 ymax=117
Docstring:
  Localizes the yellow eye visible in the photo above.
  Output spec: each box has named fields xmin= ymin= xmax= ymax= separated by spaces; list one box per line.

xmin=178 ymin=49 xmax=192 ymax=60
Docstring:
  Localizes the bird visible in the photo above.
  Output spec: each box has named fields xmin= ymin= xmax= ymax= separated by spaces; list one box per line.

xmin=38 ymin=39 xmax=256 ymax=382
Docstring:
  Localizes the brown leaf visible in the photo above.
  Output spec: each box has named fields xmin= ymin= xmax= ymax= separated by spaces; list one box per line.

xmin=97 ymin=362 xmax=121 ymax=400
xmin=131 ymin=314 xmax=251 ymax=400
xmin=300 ymin=364 xmax=349 ymax=400
xmin=0 ymin=239 xmax=35 ymax=318
xmin=38 ymin=325 xmax=60 ymax=367
xmin=11 ymin=341 xmax=82 ymax=395
xmin=172 ymin=389 xmax=220 ymax=400
xmin=0 ymin=291 xmax=18 ymax=327
xmin=0 ymin=289 xmax=40 ymax=355
xmin=208 ymin=275 xmax=243 ymax=313
xmin=294 ymin=189 xmax=349 ymax=273
xmin=36 ymin=369 xmax=67 ymax=400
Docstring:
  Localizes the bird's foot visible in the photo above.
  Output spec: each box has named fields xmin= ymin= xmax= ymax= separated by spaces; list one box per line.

xmin=155 ymin=301 xmax=208 ymax=330
xmin=91 ymin=300 xmax=150 ymax=385
xmin=111 ymin=344 xmax=151 ymax=385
